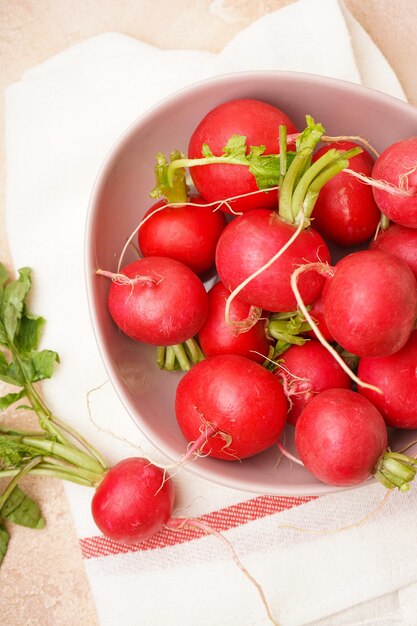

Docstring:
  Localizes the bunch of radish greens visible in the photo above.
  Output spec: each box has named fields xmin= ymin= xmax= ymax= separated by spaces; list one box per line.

xmin=1 ymin=98 xmax=417 ymax=589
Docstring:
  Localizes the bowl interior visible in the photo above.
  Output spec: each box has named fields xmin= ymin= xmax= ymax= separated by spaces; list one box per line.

xmin=85 ymin=71 xmax=417 ymax=495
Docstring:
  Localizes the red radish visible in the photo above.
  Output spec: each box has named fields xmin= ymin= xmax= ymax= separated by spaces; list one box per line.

xmin=138 ymin=195 xmax=227 ymax=276
xmin=372 ymin=137 xmax=417 ymax=228
xmin=175 ymin=354 xmax=288 ymax=460
xmin=358 ymin=330 xmax=417 ymax=429
xmin=311 ymin=141 xmax=381 ymax=246
xmin=370 ymin=223 xmax=417 ymax=280
xmin=188 ymin=98 xmax=298 ymax=213
xmin=101 ymin=256 xmax=208 ymax=346
xmin=216 ymin=208 xmax=331 ymax=312
xmin=295 ymin=389 xmax=388 ymax=487
xmin=278 ymin=340 xmax=351 ymax=426
xmin=321 ymin=249 xmax=417 ymax=357
xmin=197 ymin=281 xmax=271 ymax=363
xmin=91 ymin=457 xmax=277 ymax=622
xmin=91 ymin=458 xmax=174 ymax=543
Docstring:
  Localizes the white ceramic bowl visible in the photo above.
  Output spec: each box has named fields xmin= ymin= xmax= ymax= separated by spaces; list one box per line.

xmin=85 ymin=71 xmax=417 ymax=495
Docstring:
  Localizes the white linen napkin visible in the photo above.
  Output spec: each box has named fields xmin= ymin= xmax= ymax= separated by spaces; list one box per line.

xmin=5 ymin=0 xmax=416 ymax=624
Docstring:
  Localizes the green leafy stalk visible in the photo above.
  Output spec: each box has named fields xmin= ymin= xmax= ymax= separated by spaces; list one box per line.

xmin=165 ymin=134 xmax=296 ymax=193
xmin=156 ymin=337 xmax=205 ymax=372
xmin=374 ymin=452 xmax=417 ymax=492
xmin=48 ymin=416 xmax=108 ymax=470
xmin=0 ymin=523 xmax=9 ymax=564
xmin=0 ymin=466 xmax=96 ymax=487
xmin=0 ymin=265 xmax=107 ymax=467
xmin=0 ymin=456 xmax=45 ymax=555
xmin=277 ymin=119 xmax=363 ymax=225
xmin=278 ymin=148 xmax=313 ymax=223
xmin=296 ymin=115 xmax=326 ymax=154
xmin=0 ymin=263 xmax=109 ymax=566
xmin=150 ymin=151 xmax=188 ymax=204
xmin=289 ymin=146 xmax=361 ymax=221
xmin=160 ymin=115 xmax=363 ymax=229
xmin=21 ymin=437 xmax=105 ymax=475
xmin=266 ymin=311 xmax=311 ymax=364
xmin=278 ymin=116 xmax=326 ymax=216
xmin=279 ymin=125 xmax=287 ymax=187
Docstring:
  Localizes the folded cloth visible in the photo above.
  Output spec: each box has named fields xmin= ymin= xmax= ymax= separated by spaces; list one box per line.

xmin=5 ymin=0 xmax=416 ymax=624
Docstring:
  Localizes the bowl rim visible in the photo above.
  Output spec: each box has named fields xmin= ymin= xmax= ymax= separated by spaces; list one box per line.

xmin=84 ymin=69 xmax=417 ymax=496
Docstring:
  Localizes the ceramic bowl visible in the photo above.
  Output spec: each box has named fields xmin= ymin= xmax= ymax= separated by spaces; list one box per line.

xmin=85 ymin=71 xmax=417 ymax=495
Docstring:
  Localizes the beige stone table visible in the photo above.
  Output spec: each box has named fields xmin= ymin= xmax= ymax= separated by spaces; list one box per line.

xmin=1 ymin=2 xmax=417 ymax=624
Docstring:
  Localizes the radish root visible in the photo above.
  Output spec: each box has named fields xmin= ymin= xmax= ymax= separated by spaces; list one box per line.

xmin=180 ymin=420 xmax=217 ymax=464
xmin=277 ymin=441 xmax=304 ymax=466
xmin=344 ymin=169 xmax=415 ymax=197
xmin=155 ymin=420 xmax=218 ymax=493
xmin=166 ymin=517 xmax=279 ymax=626
xmin=228 ymin=305 xmax=263 ymax=335
xmin=399 ymin=164 xmax=417 ymax=192
xmin=274 ymin=363 xmax=315 ymax=412
xmin=117 ymin=186 xmax=280 ymax=271
xmin=86 ymin=381 xmax=152 ymax=457
xmin=96 ymin=268 xmax=162 ymax=287
xmin=277 ymin=488 xmax=392 ymax=535
xmin=321 ymin=134 xmax=379 ymax=159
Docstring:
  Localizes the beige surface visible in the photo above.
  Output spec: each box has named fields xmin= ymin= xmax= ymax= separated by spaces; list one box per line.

xmin=1 ymin=2 xmax=417 ymax=624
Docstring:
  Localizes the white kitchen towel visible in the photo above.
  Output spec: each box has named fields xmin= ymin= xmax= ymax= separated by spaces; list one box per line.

xmin=5 ymin=0 xmax=416 ymax=625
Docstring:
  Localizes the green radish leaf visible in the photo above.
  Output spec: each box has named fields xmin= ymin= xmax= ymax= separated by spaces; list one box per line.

xmin=0 ymin=352 xmax=24 ymax=386
xmin=201 ymin=143 xmax=213 ymax=158
xmin=0 ymin=485 xmax=45 ymax=529
xmin=30 ymin=350 xmax=60 ymax=382
xmin=200 ymin=135 xmax=248 ymax=160
xmin=248 ymin=148 xmax=297 ymax=191
xmin=0 ymin=435 xmax=39 ymax=466
xmin=201 ymin=137 xmax=297 ymax=191
xmin=0 ymin=390 xmax=25 ymax=410
xmin=222 ymin=134 xmax=248 ymax=160
xmin=0 ymin=431 xmax=47 ymax=468
xmin=15 ymin=404 xmax=34 ymax=413
xmin=247 ymin=145 xmax=278 ymax=190
xmin=0 ymin=349 xmax=59 ymax=386
xmin=0 ymin=522 xmax=9 ymax=565
xmin=15 ymin=311 xmax=45 ymax=355
xmin=2 ymin=267 xmax=32 ymax=343
xmin=296 ymin=115 xmax=325 ymax=153
xmin=0 ymin=265 xmax=10 ymax=288
xmin=0 ymin=320 xmax=8 ymax=347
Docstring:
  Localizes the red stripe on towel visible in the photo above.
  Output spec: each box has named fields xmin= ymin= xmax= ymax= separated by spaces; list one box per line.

xmin=80 ymin=494 xmax=316 ymax=559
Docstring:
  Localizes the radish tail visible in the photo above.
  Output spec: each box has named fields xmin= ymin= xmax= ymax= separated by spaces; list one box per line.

xmin=166 ymin=517 xmax=279 ymax=625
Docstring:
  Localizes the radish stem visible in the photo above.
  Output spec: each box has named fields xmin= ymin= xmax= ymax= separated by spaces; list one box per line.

xmin=0 ymin=457 xmax=43 ymax=512
xmin=279 ymin=124 xmax=287 ymax=188
xmin=50 ymin=416 xmax=108 ymax=470
xmin=21 ymin=437 xmax=105 ymax=475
